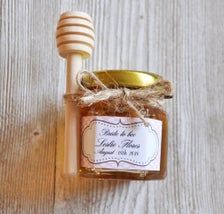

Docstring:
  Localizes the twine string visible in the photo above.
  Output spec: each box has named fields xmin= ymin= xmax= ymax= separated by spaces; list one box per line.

xmin=64 ymin=70 xmax=173 ymax=126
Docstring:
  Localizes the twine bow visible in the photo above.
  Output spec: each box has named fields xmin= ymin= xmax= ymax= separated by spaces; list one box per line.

xmin=64 ymin=70 xmax=173 ymax=126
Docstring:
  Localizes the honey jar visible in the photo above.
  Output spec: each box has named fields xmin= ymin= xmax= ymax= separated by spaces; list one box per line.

xmin=77 ymin=70 xmax=172 ymax=180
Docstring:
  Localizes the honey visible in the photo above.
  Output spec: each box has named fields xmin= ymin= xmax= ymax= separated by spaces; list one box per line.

xmin=78 ymin=70 xmax=171 ymax=180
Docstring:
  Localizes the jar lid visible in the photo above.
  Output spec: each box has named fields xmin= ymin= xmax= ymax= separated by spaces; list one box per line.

xmin=82 ymin=70 xmax=162 ymax=88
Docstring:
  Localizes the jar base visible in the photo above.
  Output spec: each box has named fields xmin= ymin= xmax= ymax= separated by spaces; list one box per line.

xmin=79 ymin=167 xmax=166 ymax=180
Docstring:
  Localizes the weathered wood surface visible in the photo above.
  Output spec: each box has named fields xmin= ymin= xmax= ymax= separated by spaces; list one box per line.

xmin=0 ymin=0 xmax=224 ymax=213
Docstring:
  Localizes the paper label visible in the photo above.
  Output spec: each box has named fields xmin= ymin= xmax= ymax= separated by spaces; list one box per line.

xmin=81 ymin=116 xmax=162 ymax=171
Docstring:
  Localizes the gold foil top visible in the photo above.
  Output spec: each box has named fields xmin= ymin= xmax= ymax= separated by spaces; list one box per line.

xmin=82 ymin=70 xmax=162 ymax=88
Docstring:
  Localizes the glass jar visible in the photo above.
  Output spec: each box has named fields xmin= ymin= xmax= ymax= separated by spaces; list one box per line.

xmin=78 ymin=70 xmax=171 ymax=180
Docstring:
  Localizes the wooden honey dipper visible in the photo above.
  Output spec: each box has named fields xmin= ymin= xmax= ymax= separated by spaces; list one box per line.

xmin=56 ymin=11 xmax=95 ymax=175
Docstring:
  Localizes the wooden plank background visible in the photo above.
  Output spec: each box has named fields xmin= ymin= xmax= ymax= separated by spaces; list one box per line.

xmin=0 ymin=0 xmax=224 ymax=213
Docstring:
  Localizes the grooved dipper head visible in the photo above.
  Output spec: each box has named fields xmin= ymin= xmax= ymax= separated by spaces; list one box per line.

xmin=56 ymin=11 xmax=95 ymax=58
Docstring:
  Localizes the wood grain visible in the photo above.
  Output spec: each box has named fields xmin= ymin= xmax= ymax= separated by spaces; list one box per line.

xmin=0 ymin=0 xmax=224 ymax=213
xmin=0 ymin=0 xmax=59 ymax=213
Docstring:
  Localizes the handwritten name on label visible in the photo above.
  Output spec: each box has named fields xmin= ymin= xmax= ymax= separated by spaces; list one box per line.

xmin=81 ymin=116 xmax=162 ymax=170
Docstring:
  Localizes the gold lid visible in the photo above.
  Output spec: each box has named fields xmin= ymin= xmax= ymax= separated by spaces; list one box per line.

xmin=82 ymin=70 xmax=162 ymax=88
